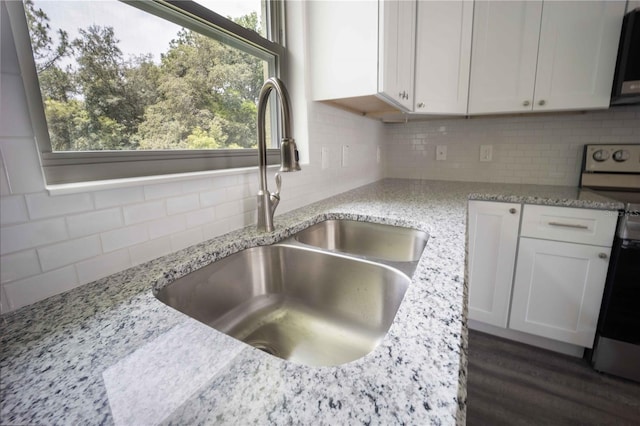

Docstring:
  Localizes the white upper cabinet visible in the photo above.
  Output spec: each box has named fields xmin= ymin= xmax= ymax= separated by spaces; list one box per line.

xmin=533 ymin=1 xmax=627 ymax=111
xmin=308 ymin=0 xmax=416 ymax=114
xmin=468 ymin=0 xmax=626 ymax=115
xmin=414 ymin=1 xmax=473 ymax=115
xmin=468 ymin=1 xmax=542 ymax=114
xmin=309 ymin=0 xmax=625 ymax=117
xmin=379 ymin=0 xmax=416 ymax=110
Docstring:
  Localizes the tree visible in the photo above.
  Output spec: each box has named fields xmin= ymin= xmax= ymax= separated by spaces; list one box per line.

xmin=137 ymin=21 xmax=264 ymax=150
xmin=23 ymin=0 xmax=72 ymax=73
xmin=73 ymin=25 xmax=134 ymax=146
xmin=26 ymin=1 xmax=266 ymax=152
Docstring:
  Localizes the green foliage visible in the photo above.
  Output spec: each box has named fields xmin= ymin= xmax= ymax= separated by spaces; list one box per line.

xmin=185 ymin=126 xmax=222 ymax=149
xmin=24 ymin=0 xmax=72 ymax=72
xmin=26 ymin=2 xmax=266 ymax=152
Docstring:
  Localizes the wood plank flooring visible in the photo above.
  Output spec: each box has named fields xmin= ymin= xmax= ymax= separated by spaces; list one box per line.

xmin=466 ymin=330 xmax=640 ymax=426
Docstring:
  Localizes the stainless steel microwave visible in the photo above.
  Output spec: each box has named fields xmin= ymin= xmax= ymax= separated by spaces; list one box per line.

xmin=611 ymin=9 xmax=640 ymax=105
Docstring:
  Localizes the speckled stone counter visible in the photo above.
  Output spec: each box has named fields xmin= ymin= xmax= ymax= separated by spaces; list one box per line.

xmin=0 ymin=179 xmax=622 ymax=426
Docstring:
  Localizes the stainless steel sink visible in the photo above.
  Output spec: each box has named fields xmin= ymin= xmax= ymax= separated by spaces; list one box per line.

xmin=155 ymin=244 xmax=409 ymax=367
xmin=292 ymin=219 xmax=428 ymax=262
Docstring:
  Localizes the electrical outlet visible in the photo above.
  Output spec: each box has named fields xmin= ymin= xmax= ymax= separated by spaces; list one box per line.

xmin=342 ymin=145 xmax=350 ymax=167
xmin=436 ymin=145 xmax=447 ymax=161
xmin=480 ymin=145 xmax=493 ymax=162
xmin=321 ymin=147 xmax=329 ymax=169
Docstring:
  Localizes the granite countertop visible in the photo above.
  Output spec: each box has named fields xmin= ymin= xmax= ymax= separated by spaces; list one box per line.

xmin=0 ymin=179 xmax=622 ymax=426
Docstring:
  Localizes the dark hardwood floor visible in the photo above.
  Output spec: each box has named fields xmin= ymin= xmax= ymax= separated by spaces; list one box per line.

xmin=466 ymin=330 xmax=640 ymax=426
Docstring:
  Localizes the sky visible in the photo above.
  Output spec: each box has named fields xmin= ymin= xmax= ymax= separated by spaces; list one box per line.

xmin=32 ymin=0 xmax=262 ymax=64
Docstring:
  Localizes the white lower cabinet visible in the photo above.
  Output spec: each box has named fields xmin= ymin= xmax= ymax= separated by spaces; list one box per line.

xmin=467 ymin=201 xmax=520 ymax=327
xmin=467 ymin=201 xmax=617 ymax=350
xmin=509 ymin=238 xmax=612 ymax=348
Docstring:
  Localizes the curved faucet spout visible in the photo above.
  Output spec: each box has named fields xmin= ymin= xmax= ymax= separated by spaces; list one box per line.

xmin=256 ymin=77 xmax=301 ymax=232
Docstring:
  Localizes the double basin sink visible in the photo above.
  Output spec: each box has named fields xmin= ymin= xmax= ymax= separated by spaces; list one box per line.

xmin=155 ymin=219 xmax=428 ymax=367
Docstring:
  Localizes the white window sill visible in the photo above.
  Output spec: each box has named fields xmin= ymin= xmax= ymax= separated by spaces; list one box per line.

xmin=46 ymin=165 xmax=280 ymax=196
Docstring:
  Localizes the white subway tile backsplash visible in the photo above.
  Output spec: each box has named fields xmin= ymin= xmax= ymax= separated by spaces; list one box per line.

xmin=185 ymin=207 xmax=216 ymax=228
xmin=3 ymin=266 xmax=78 ymax=311
xmin=180 ymin=177 xmax=213 ymax=194
xmin=384 ymin=105 xmax=640 ymax=186
xmin=1 ymin=218 xmax=68 ymax=255
xmin=123 ymin=200 xmax=166 ymax=225
xmin=101 ymin=225 xmax=148 ymax=253
xmin=37 ymin=235 xmax=102 ymax=271
xmin=0 ymin=250 xmax=40 ymax=283
xmin=170 ymin=228 xmax=203 ymax=252
xmin=144 ymin=181 xmax=183 ymax=200
xmin=214 ymin=199 xmax=243 ymax=219
xmin=75 ymin=249 xmax=131 ymax=285
xmin=25 ymin=192 xmax=94 ymax=220
xmin=166 ymin=194 xmax=200 ymax=215
xmin=94 ymin=186 xmax=145 ymax=209
xmin=148 ymin=215 xmax=186 ymax=240
xmin=66 ymin=208 xmax=123 ymax=238
xmin=209 ymin=174 xmax=239 ymax=189
xmin=0 ymin=194 xmax=28 ymax=225
xmin=199 ymin=188 xmax=227 ymax=207
xmin=129 ymin=237 xmax=172 ymax=266
xmin=226 ymin=183 xmax=253 ymax=201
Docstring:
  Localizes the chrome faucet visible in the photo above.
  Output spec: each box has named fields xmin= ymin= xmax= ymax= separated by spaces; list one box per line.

xmin=256 ymin=77 xmax=301 ymax=232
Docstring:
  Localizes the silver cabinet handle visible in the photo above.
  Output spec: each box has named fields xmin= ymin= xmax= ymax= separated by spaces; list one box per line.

xmin=598 ymin=253 xmax=608 ymax=259
xmin=523 ymin=100 xmax=530 ymax=106
xmin=538 ymin=100 xmax=546 ymax=106
xmin=548 ymin=221 xmax=588 ymax=229
xmin=509 ymin=208 xmax=517 ymax=214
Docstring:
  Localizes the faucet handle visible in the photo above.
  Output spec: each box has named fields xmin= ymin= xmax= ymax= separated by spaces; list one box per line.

xmin=270 ymin=173 xmax=281 ymax=212
xmin=274 ymin=172 xmax=282 ymax=197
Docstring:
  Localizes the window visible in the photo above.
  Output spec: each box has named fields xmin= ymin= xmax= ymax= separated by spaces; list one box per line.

xmin=8 ymin=0 xmax=286 ymax=184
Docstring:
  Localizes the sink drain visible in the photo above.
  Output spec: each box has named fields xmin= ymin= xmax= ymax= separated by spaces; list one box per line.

xmin=249 ymin=341 xmax=278 ymax=356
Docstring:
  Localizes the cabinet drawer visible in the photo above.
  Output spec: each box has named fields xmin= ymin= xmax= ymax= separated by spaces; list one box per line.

xmin=521 ymin=205 xmax=617 ymax=246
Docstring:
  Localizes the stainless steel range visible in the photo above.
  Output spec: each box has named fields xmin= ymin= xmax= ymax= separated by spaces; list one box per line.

xmin=581 ymin=144 xmax=640 ymax=383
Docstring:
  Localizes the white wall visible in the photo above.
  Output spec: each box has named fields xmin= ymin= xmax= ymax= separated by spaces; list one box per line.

xmin=384 ymin=105 xmax=640 ymax=186
xmin=0 ymin=2 xmax=384 ymax=314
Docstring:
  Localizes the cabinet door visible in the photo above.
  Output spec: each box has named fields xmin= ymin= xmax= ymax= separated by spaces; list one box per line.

xmin=468 ymin=201 xmax=521 ymax=328
xmin=307 ymin=1 xmax=379 ymax=101
xmin=468 ymin=0 xmax=543 ymax=114
xmin=414 ymin=0 xmax=472 ymax=115
xmin=533 ymin=1 xmax=626 ymax=111
xmin=510 ymin=238 xmax=611 ymax=347
xmin=379 ymin=0 xmax=416 ymax=110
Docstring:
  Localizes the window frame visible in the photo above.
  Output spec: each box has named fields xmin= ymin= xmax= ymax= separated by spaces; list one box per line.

xmin=6 ymin=0 xmax=287 ymax=185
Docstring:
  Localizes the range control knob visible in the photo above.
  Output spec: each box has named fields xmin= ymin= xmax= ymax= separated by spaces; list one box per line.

xmin=612 ymin=149 xmax=630 ymax=162
xmin=592 ymin=149 xmax=609 ymax=162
